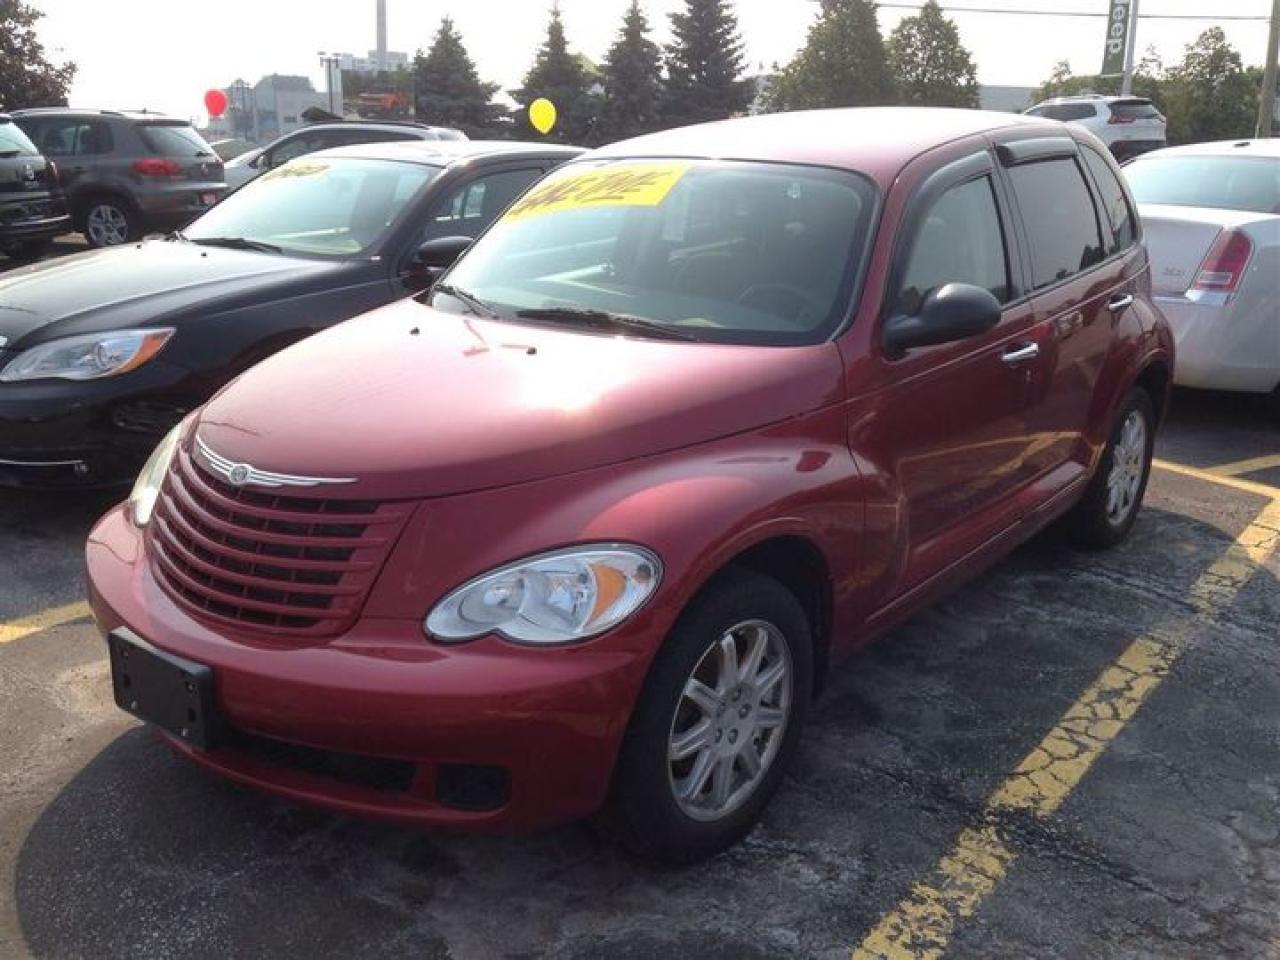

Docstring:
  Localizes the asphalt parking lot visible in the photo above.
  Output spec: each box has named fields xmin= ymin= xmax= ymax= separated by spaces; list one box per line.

xmin=1 ymin=372 xmax=1278 ymax=955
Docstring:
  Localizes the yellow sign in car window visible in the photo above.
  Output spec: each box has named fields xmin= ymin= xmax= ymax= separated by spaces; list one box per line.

xmin=501 ymin=163 xmax=690 ymax=222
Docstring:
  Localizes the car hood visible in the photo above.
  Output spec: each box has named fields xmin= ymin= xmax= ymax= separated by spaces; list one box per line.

xmin=193 ymin=300 xmax=845 ymax=500
xmin=0 ymin=239 xmax=348 ymax=345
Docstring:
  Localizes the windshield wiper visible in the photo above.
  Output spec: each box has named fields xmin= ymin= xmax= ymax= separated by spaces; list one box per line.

xmin=190 ymin=236 xmax=284 ymax=254
xmin=514 ymin=306 xmax=700 ymax=342
xmin=432 ymin=282 xmax=502 ymax=319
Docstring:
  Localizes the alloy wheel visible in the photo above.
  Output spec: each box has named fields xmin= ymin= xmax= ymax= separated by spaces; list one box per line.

xmin=86 ymin=203 xmax=129 ymax=246
xmin=1106 ymin=409 xmax=1148 ymax=526
xmin=667 ymin=618 xmax=793 ymax=822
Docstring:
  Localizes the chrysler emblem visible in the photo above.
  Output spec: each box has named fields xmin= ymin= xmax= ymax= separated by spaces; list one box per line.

xmin=194 ymin=436 xmax=356 ymax=489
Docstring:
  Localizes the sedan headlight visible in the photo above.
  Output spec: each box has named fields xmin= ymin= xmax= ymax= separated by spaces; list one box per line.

xmin=0 ymin=328 xmax=174 ymax=383
xmin=128 ymin=423 xmax=183 ymax=527
xmin=426 ymin=545 xmax=662 ymax=645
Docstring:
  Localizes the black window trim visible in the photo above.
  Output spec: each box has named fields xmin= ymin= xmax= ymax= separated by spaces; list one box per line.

xmin=880 ymin=148 xmax=1026 ymax=328
xmin=991 ymin=137 xmax=1112 ymax=298
xmin=1077 ymin=141 xmax=1141 ymax=256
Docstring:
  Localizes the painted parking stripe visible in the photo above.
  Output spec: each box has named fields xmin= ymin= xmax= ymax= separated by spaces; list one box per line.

xmin=853 ymin=498 xmax=1280 ymax=960
xmin=0 ymin=601 xmax=93 ymax=646
xmin=1205 ymin=453 xmax=1280 ymax=480
xmin=1154 ymin=458 xmax=1280 ymax=500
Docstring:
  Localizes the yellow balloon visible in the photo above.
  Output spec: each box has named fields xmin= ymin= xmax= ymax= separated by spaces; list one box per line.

xmin=529 ymin=98 xmax=557 ymax=135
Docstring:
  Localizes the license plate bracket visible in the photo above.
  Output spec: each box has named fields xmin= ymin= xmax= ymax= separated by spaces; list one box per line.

xmin=108 ymin=628 xmax=220 ymax=750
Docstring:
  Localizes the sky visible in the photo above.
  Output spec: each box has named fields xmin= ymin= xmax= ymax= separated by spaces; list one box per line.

xmin=28 ymin=0 xmax=1276 ymax=124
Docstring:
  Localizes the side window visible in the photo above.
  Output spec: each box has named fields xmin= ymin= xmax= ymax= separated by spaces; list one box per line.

xmin=1080 ymin=146 xmax=1136 ymax=254
xmin=1007 ymin=157 xmax=1106 ymax=289
xmin=37 ymin=120 xmax=82 ymax=157
xmin=421 ymin=168 xmax=543 ymax=241
xmin=267 ymin=135 xmax=314 ymax=167
xmin=897 ymin=175 xmax=1010 ymax=315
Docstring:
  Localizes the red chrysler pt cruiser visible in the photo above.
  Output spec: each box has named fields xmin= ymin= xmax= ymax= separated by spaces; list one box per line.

xmin=86 ymin=108 xmax=1173 ymax=861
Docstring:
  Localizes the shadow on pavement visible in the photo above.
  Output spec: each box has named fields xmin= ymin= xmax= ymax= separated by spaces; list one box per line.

xmin=12 ymin=506 xmax=1278 ymax=959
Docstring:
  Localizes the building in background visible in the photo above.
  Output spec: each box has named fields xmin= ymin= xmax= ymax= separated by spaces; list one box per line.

xmin=980 ymin=86 xmax=1035 ymax=113
xmin=203 ymin=74 xmax=327 ymax=143
xmin=334 ymin=50 xmax=410 ymax=75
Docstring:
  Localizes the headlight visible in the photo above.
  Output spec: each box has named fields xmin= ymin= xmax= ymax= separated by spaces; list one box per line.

xmin=128 ymin=424 xmax=183 ymax=527
xmin=0 ymin=328 xmax=174 ymax=383
xmin=425 ymin=545 xmax=662 ymax=645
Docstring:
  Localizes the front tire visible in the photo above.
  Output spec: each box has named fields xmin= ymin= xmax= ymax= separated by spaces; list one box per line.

xmin=605 ymin=569 xmax=813 ymax=862
xmin=1066 ymin=387 xmax=1155 ymax=549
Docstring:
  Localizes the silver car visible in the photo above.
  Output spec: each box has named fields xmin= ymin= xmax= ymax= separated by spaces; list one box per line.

xmin=11 ymin=108 xmax=226 ymax=248
xmin=1126 ymin=140 xmax=1280 ymax=414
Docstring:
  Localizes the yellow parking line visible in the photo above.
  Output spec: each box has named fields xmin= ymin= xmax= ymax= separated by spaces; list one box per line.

xmin=1205 ymin=454 xmax=1280 ymax=479
xmin=853 ymin=498 xmax=1280 ymax=960
xmin=1154 ymin=458 xmax=1280 ymax=500
xmin=0 ymin=601 xmax=93 ymax=646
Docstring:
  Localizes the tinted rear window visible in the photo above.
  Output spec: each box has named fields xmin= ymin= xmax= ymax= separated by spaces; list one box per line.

xmin=1125 ymin=155 xmax=1280 ymax=215
xmin=1081 ymin=146 xmax=1137 ymax=253
xmin=1029 ymin=103 xmax=1098 ymax=122
xmin=1008 ymin=157 xmax=1106 ymax=289
xmin=0 ymin=120 xmax=39 ymax=157
xmin=1110 ymin=100 xmax=1161 ymax=120
xmin=138 ymin=123 xmax=213 ymax=157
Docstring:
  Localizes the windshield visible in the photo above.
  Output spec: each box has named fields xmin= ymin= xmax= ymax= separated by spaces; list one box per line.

xmin=433 ymin=159 xmax=878 ymax=346
xmin=1125 ymin=155 xmax=1280 ymax=215
xmin=185 ymin=156 xmax=440 ymax=257
xmin=0 ymin=120 xmax=39 ymax=157
xmin=139 ymin=123 xmax=215 ymax=157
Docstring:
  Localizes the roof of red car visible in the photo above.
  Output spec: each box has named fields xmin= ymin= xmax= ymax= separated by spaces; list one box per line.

xmin=592 ymin=107 xmax=1048 ymax=185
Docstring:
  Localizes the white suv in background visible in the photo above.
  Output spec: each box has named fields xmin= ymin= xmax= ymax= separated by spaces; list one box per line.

xmin=1024 ymin=95 xmax=1167 ymax=161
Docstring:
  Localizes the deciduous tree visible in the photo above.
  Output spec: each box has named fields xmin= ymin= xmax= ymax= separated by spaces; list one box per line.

xmin=0 ymin=0 xmax=75 ymax=110
xmin=413 ymin=18 xmax=503 ymax=137
xmin=887 ymin=0 xmax=978 ymax=108
xmin=1162 ymin=28 xmax=1256 ymax=144
xmin=766 ymin=0 xmax=893 ymax=112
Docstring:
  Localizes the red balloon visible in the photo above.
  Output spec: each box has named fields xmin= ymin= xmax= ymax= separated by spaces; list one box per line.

xmin=204 ymin=89 xmax=229 ymax=119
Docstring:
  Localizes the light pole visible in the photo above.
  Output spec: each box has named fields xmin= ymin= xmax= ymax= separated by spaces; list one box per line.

xmin=317 ymin=53 xmax=341 ymax=115
xmin=1256 ymin=0 xmax=1280 ymax=138
xmin=1120 ymin=0 xmax=1140 ymax=96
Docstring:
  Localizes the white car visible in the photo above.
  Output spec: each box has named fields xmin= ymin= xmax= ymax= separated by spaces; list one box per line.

xmin=1124 ymin=140 xmax=1280 ymax=413
xmin=1024 ymin=95 xmax=1166 ymax=161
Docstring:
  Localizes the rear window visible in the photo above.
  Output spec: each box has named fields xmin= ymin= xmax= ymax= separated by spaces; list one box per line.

xmin=1124 ymin=155 xmax=1280 ymax=215
xmin=1081 ymin=146 xmax=1137 ymax=253
xmin=1028 ymin=103 xmax=1098 ymax=122
xmin=1110 ymin=100 xmax=1161 ymax=120
xmin=1008 ymin=157 xmax=1106 ymax=289
xmin=0 ymin=120 xmax=39 ymax=157
xmin=138 ymin=123 xmax=213 ymax=158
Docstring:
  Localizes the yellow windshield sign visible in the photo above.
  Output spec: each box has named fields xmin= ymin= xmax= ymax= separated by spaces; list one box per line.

xmin=502 ymin=163 xmax=690 ymax=222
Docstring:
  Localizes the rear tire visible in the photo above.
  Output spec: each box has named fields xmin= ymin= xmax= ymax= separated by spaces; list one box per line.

xmin=0 ymin=238 xmax=52 ymax=261
xmin=80 ymin=195 xmax=137 ymax=248
xmin=1065 ymin=387 xmax=1155 ymax=549
xmin=603 ymin=569 xmax=813 ymax=863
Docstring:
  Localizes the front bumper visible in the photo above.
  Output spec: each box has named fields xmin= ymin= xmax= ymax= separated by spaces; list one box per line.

xmin=0 ymin=194 xmax=70 ymax=246
xmin=86 ymin=505 xmax=650 ymax=829
xmin=0 ymin=362 xmax=192 ymax=488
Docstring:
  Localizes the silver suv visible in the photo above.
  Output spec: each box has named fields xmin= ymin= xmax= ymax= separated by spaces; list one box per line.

xmin=1024 ymin=95 xmax=1167 ymax=162
xmin=11 ymin=109 xmax=226 ymax=247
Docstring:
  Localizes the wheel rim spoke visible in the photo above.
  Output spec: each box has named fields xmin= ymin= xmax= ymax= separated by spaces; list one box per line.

xmin=716 ymin=633 xmax=739 ymax=692
xmin=756 ymin=706 xmax=786 ymax=729
xmin=709 ymin=755 xmax=734 ymax=809
xmin=739 ymin=740 xmax=762 ymax=777
xmin=684 ymin=678 xmax=719 ymax=716
xmin=756 ymin=660 xmax=786 ymax=698
xmin=669 ymin=720 xmax=711 ymax=761
xmin=739 ymin=624 xmax=768 ymax=683
xmin=681 ymin=750 xmax=715 ymax=800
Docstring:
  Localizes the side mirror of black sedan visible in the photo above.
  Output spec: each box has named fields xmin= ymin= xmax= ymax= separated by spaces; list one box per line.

xmin=412 ymin=235 xmax=472 ymax=276
xmin=882 ymin=282 xmax=1002 ymax=358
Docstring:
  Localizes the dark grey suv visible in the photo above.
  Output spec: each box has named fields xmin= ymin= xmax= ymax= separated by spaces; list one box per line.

xmin=11 ymin=109 xmax=226 ymax=247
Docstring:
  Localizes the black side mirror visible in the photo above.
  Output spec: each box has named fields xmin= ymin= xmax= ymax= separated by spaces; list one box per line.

xmin=411 ymin=235 xmax=472 ymax=275
xmin=882 ymin=283 xmax=1002 ymax=358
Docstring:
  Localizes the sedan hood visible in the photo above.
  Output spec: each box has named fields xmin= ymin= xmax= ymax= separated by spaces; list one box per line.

xmin=194 ymin=300 xmax=845 ymax=500
xmin=0 ymin=239 xmax=346 ymax=345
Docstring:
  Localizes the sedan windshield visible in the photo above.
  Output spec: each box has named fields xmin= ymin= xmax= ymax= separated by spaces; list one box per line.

xmin=1125 ymin=155 xmax=1280 ymax=215
xmin=434 ymin=159 xmax=878 ymax=345
xmin=186 ymin=156 xmax=440 ymax=257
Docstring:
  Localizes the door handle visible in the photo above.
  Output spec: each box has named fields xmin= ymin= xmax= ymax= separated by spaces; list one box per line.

xmin=1108 ymin=293 xmax=1134 ymax=312
xmin=1001 ymin=343 xmax=1040 ymax=364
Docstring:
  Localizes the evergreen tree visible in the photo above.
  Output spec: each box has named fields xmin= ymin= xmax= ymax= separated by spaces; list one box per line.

xmin=599 ymin=0 xmax=665 ymax=142
xmin=765 ymin=0 xmax=893 ymax=112
xmin=413 ymin=18 xmax=502 ymax=137
xmin=0 ymin=0 xmax=76 ymax=109
xmin=662 ymin=0 xmax=751 ymax=128
xmin=511 ymin=5 xmax=599 ymax=144
xmin=887 ymin=0 xmax=978 ymax=108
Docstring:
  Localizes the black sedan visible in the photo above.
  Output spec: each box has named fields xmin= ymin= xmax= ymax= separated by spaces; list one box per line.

xmin=0 ymin=140 xmax=581 ymax=487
